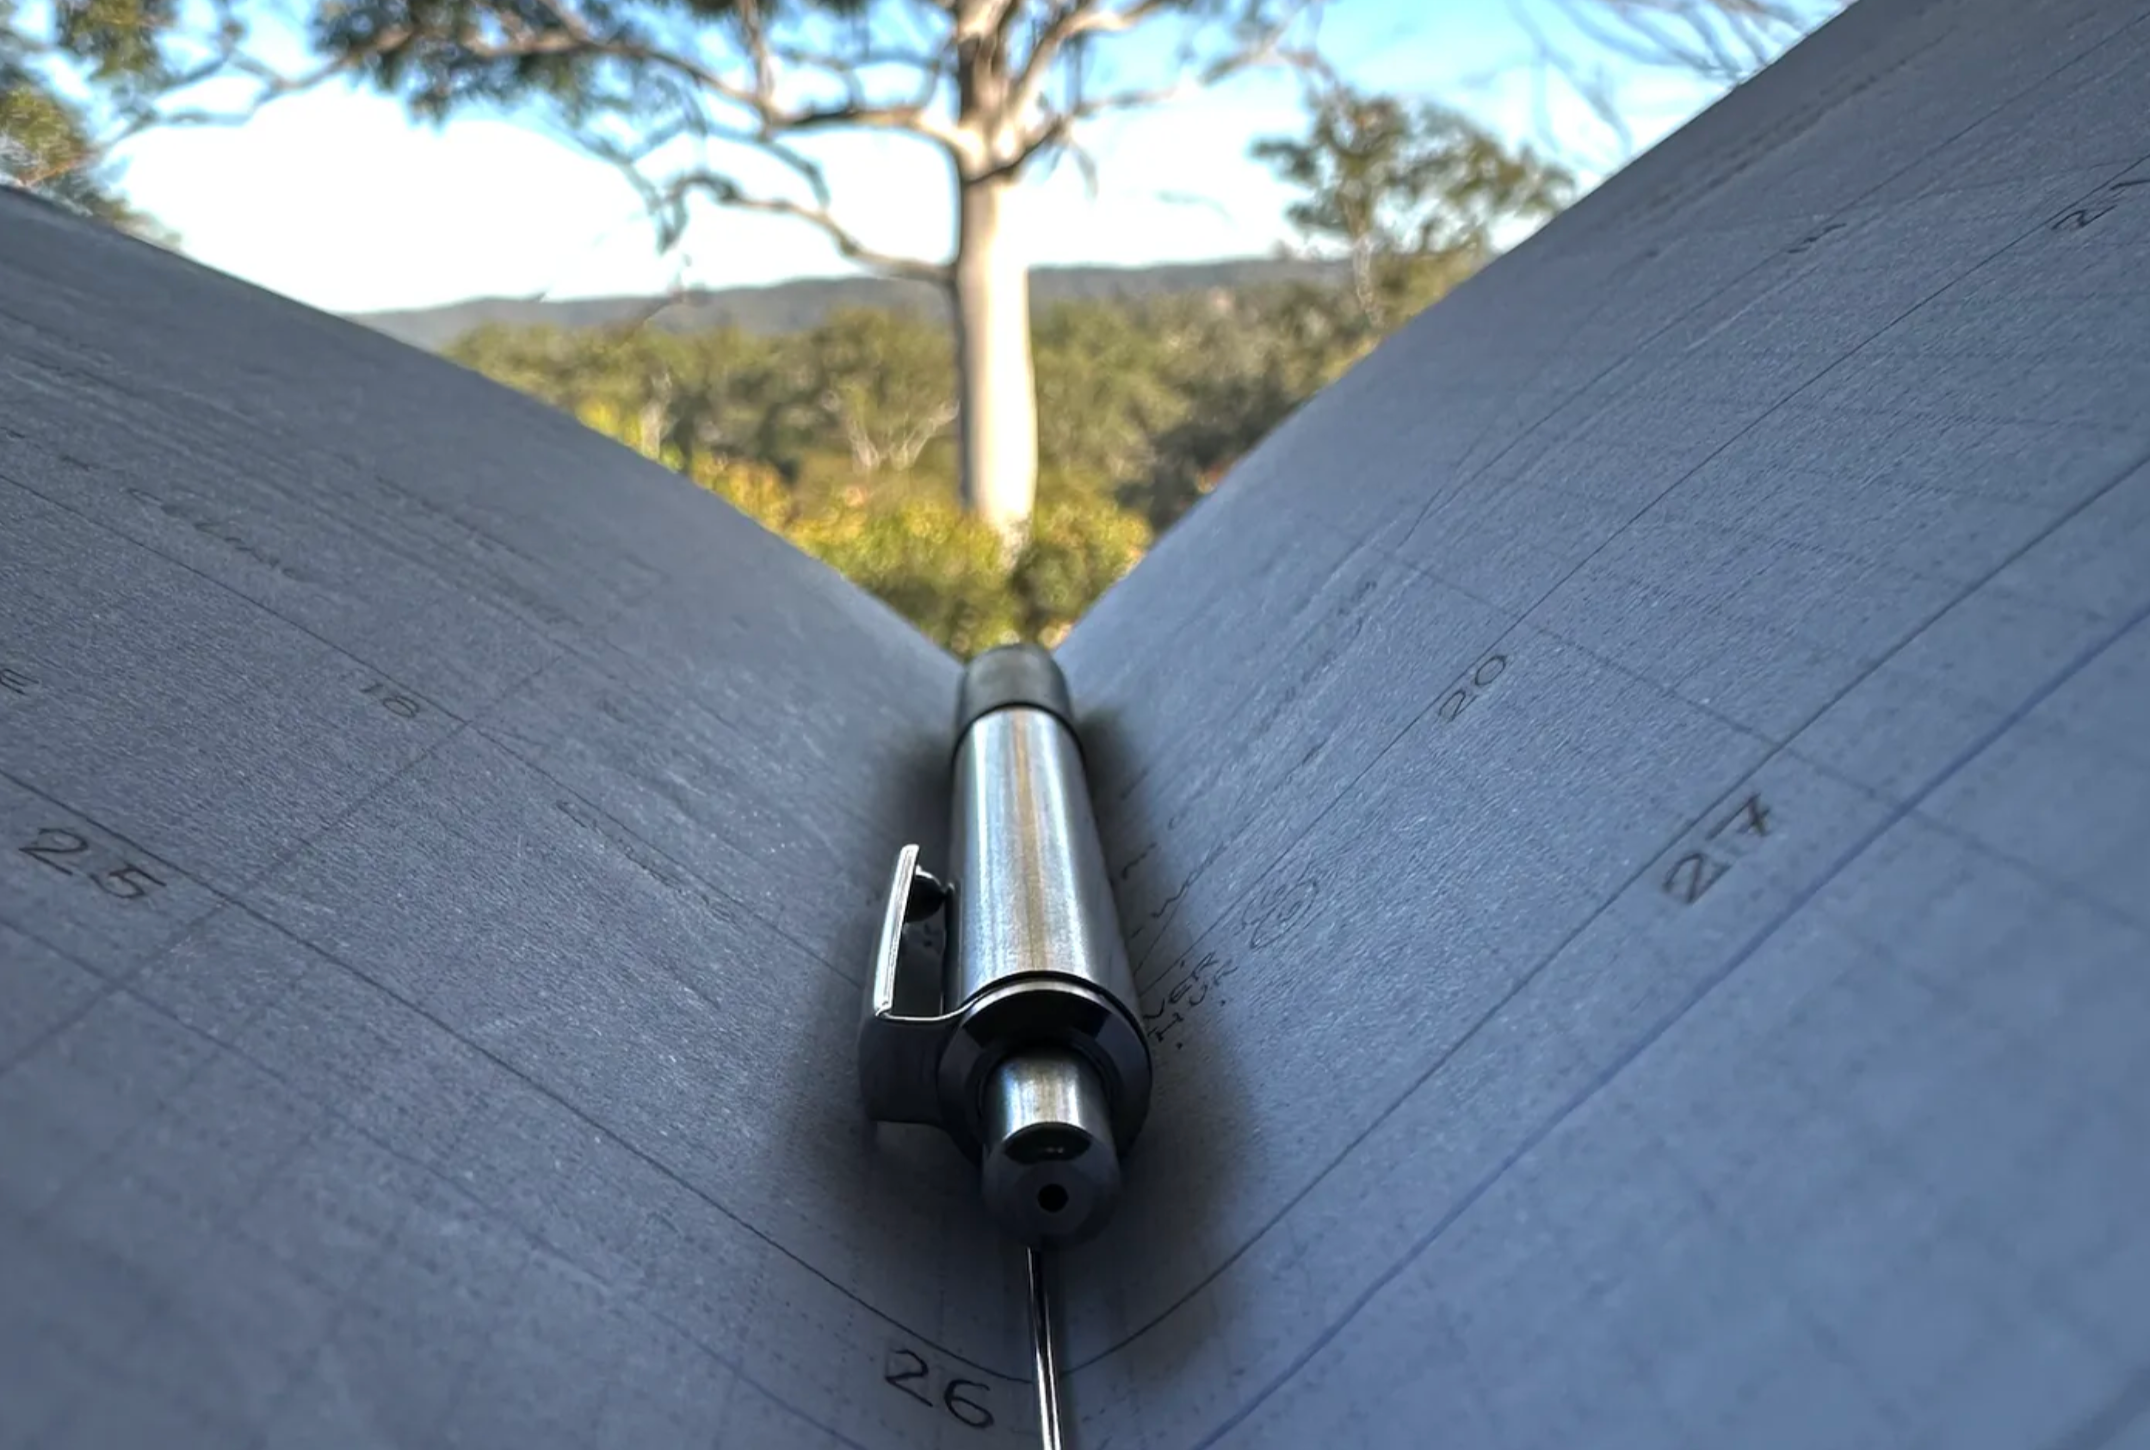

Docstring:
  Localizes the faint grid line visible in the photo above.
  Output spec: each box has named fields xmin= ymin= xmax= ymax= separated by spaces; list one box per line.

xmin=64 ymin=969 xmax=898 ymax=1438
xmin=1434 ymin=1299 xmax=1516 ymax=1450
xmin=1666 ymin=391 xmax=2150 ymax=434
xmin=1120 ymin=458 xmax=2148 ymax=1370
xmin=1747 ymin=950 xmax=2129 ymax=1371
xmin=519 ymin=614 xmax=942 ymax=851
xmin=1 ymin=642 xmax=565 ymax=1068
xmin=1527 ymin=1152 xmax=1705 ymax=1448
xmin=1391 ymin=8 xmax=2150 ymax=554
xmin=2046 ymin=1358 xmax=2150 ymax=1450
xmin=1105 ymin=209 xmax=1712 ymax=830
xmin=1118 ymin=543 xmax=1431 ymax=979
xmin=0 ymin=704 xmax=482 ymax=1080
xmin=223 ymin=897 xmax=1033 ymax=1387
xmin=469 ymin=728 xmax=858 ymax=988
xmin=1758 ymin=819 xmax=2150 ymax=1285
xmin=242 ymin=1125 xmax=514 ymax=1449
xmin=1185 ymin=581 xmax=2150 ymax=1450
xmin=1 ymin=348 xmax=650 ymax=652
xmin=7 ymin=274 xmax=916 ymax=1448
xmin=239 ymin=1079 xmax=507 ymax=1439
xmin=0 ymin=471 xmax=468 ymax=723
xmin=1079 ymin=437 xmax=2150 ymax=1374
xmin=1715 ymin=1188 xmax=1927 ymax=1435
xmin=1648 ymin=390 xmax=2150 ymax=436
xmin=32 ymin=1103 xmax=350 ymax=1438
xmin=416 ymin=1243 xmax=543 ymax=1448
xmin=1129 ymin=157 xmax=2147 ymax=994
xmin=8 ymin=787 xmax=1023 ymax=1420
xmin=1596 ymin=1075 xmax=1926 ymax=1440
xmin=26 ymin=974 xmax=312 ymax=1228
xmin=1091 ymin=531 xmax=1396 ymax=860
xmin=1354 ymin=531 xmax=2150 ymax=937
xmin=1513 ymin=468 xmax=2116 ymax=601
xmin=0 ymin=1192 xmax=214 ymax=1446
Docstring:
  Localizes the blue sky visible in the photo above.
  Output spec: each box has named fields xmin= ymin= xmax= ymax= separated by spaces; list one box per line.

xmin=102 ymin=1 xmax=1736 ymax=315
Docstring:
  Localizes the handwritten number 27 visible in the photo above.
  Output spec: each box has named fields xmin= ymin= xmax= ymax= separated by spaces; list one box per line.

xmin=1663 ymin=852 xmax=1728 ymax=904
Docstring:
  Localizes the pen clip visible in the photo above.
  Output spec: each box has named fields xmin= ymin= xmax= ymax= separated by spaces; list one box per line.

xmin=870 ymin=844 xmax=948 ymax=1017
xmin=859 ymin=845 xmax=960 ymax=1125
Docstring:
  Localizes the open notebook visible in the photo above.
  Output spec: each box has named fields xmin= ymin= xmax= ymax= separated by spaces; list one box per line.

xmin=4 ymin=0 xmax=2149 ymax=1443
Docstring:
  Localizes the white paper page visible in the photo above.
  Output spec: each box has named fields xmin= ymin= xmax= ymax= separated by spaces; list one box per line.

xmin=0 ymin=193 xmax=1076 ymax=1448
xmin=1057 ymin=0 xmax=2150 ymax=1444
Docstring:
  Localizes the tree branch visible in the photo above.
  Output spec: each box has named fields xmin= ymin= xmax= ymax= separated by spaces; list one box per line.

xmin=1510 ymin=0 xmax=1827 ymax=168
xmin=81 ymin=43 xmax=389 ymax=161
xmin=463 ymin=0 xmax=972 ymax=153
xmin=1551 ymin=0 xmax=1823 ymax=84
xmin=991 ymin=6 xmax=1321 ymax=183
xmin=1006 ymin=0 xmax=1178 ymax=126
xmin=649 ymin=168 xmax=951 ymax=284
xmin=1507 ymin=0 xmax=1632 ymax=166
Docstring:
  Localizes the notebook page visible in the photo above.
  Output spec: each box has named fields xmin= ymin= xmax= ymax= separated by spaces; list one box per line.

xmin=1057 ymin=0 xmax=2150 ymax=1444
xmin=0 ymin=193 xmax=1065 ymax=1448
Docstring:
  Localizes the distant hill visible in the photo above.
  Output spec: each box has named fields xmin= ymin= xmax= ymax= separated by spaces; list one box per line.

xmin=352 ymin=257 xmax=1346 ymax=351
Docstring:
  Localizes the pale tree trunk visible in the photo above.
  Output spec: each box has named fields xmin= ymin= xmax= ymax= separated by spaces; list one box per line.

xmin=1350 ymin=236 xmax=1385 ymax=330
xmin=951 ymin=173 xmax=1037 ymax=543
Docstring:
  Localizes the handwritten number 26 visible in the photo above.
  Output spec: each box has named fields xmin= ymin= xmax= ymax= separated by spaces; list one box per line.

xmin=884 ymin=1348 xmax=994 ymax=1431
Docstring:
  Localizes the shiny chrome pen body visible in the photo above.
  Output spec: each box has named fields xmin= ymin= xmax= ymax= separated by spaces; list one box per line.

xmin=857 ymin=644 xmax=1151 ymax=1248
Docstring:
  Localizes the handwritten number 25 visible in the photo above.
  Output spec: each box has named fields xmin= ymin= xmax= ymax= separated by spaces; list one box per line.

xmin=18 ymin=828 xmax=166 ymax=900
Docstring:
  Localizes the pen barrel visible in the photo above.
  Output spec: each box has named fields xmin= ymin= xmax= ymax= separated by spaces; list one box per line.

xmin=943 ymin=644 xmax=1149 ymax=1246
xmin=855 ymin=647 xmax=1149 ymax=1245
xmin=948 ymin=705 xmax=1134 ymax=1013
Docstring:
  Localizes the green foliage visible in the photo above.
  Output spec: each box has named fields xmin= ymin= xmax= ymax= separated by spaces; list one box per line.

xmin=447 ymin=284 xmax=1371 ymax=651
xmin=691 ymin=456 xmax=793 ymax=530
xmin=1032 ymin=301 xmax=1184 ymax=487
xmin=800 ymin=308 xmax=956 ymax=477
xmin=1254 ymin=87 xmax=1574 ymax=328
xmin=52 ymin=0 xmax=175 ymax=87
xmin=1012 ymin=487 xmax=1151 ymax=643
xmin=792 ymin=499 xmax=1020 ymax=657
xmin=1111 ymin=283 xmax=1362 ymax=530
xmin=435 ymin=84 xmax=1572 ymax=653
xmin=0 ymin=10 xmax=163 ymax=234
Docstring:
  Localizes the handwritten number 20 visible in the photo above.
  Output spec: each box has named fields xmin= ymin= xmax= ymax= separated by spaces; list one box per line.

xmin=1437 ymin=654 xmax=1507 ymax=724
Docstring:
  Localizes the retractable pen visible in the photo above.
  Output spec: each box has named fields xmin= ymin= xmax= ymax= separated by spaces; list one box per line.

xmin=859 ymin=644 xmax=1153 ymax=1448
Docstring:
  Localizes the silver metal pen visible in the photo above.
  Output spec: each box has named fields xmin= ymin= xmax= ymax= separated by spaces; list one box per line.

xmin=860 ymin=644 xmax=1152 ymax=1446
